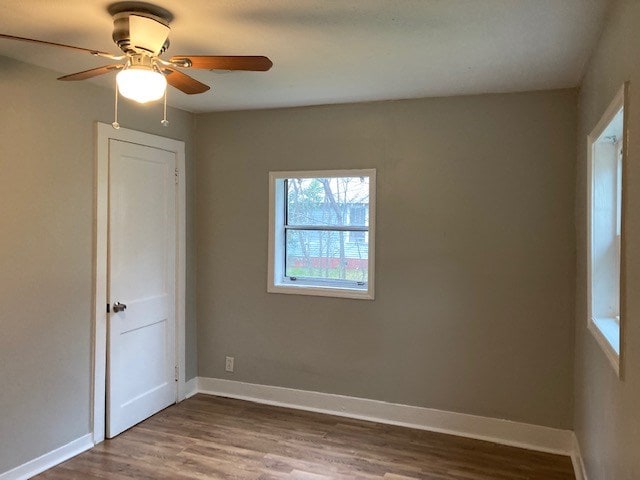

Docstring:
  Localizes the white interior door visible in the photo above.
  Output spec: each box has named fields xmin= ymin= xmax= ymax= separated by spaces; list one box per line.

xmin=107 ymin=139 xmax=177 ymax=438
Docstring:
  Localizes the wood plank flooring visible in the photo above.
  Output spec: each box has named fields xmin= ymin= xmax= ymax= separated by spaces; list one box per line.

xmin=35 ymin=394 xmax=575 ymax=479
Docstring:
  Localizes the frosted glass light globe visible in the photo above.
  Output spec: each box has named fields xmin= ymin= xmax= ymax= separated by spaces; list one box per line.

xmin=116 ymin=67 xmax=167 ymax=104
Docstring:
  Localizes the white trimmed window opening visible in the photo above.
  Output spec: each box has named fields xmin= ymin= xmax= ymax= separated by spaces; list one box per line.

xmin=268 ymin=169 xmax=376 ymax=300
xmin=587 ymin=84 xmax=627 ymax=376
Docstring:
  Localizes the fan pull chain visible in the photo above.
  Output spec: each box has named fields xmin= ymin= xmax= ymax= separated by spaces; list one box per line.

xmin=161 ymin=89 xmax=169 ymax=127
xmin=112 ymin=81 xmax=120 ymax=130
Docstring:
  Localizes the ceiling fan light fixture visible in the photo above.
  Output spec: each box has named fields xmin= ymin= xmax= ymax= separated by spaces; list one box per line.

xmin=116 ymin=66 xmax=166 ymax=103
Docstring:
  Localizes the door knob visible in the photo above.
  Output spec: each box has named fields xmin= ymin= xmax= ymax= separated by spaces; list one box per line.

xmin=113 ymin=302 xmax=127 ymax=313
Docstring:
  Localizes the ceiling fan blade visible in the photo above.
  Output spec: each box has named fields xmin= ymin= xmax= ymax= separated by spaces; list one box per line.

xmin=163 ymin=67 xmax=210 ymax=94
xmin=57 ymin=64 xmax=123 ymax=81
xmin=0 ymin=33 xmax=109 ymax=55
xmin=169 ymin=55 xmax=273 ymax=71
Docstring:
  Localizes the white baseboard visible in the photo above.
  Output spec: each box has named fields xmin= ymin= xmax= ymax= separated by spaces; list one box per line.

xmin=571 ymin=433 xmax=588 ymax=480
xmin=197 ymin=377 xmax=575 ymax=456
xmin=184 ymin=377 xmax=198 ymax=399
xmin=0 ymin=434 xmax=93 ymax=480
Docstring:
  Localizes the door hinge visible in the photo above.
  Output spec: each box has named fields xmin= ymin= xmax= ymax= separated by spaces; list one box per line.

xmin=174 ymin=168 xmax=179 ymax=185
xmin=174 ymin=365 xmax=179 ymax=382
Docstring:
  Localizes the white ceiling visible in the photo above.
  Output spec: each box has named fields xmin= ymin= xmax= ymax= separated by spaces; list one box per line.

xmin=0 ymin=0 xmax=610 ymax=113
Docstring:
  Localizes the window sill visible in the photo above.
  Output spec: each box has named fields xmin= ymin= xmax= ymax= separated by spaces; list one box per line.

xmin=588 ymin=316 xmax=620 ymax=377
xmin=268 ymin=283 xmax=374 ymax=300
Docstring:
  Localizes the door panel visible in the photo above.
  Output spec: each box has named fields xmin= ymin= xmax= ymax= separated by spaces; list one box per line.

xmin=107 ymin=139 xmax=177 ymax=438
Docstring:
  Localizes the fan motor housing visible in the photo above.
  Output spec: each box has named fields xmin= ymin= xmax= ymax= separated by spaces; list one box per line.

xmin=111 ymin=9 xmax=171 ymax=55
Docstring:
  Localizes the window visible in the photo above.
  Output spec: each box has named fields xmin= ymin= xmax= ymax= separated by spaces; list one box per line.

xmin=587 ymin=83 xmax=627 ymax=377
xmin=348 ymin=205 xmax=367 ymax=243
xmin=268 ymin=169 xmax=376 ymax=299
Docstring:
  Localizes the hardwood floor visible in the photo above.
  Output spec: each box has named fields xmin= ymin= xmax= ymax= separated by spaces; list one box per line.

xmin=36 ymin=394 xmax=575 ymax=479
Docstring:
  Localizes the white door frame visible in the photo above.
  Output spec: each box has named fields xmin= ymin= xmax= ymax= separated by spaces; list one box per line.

xmin=93 ymin=122 xmax=187 ymax=444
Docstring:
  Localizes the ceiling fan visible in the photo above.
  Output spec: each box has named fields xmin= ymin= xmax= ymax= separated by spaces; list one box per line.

xmin=0 ymin=1 xmax=273 ymax=107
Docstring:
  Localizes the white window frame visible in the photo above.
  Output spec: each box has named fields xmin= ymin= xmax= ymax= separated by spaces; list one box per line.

xmin=587 ymin=83 xmax=628 ymax=378
xmin=268 ymin=169 xmax=376 ymax=300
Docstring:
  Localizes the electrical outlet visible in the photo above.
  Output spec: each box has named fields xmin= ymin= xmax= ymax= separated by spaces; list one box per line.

xmin=225 ymin=356 xmax=234 ymax=373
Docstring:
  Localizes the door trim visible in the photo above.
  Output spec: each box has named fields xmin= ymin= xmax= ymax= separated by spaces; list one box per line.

xmin=93 ymin=122 xmax=187 ymax=444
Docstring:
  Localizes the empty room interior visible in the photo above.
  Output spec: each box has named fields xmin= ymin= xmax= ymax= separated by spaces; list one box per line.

xmin=1 ymin=0 xmax=639 ymax=479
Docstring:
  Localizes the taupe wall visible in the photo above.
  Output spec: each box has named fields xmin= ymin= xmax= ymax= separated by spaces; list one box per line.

xmin=0 ymin=56 xmax=196 ymax=473
xmin=574 ymin=1 xmax=640 ymax=478
xmin=195 ymin=90 xmax=577 ymax=429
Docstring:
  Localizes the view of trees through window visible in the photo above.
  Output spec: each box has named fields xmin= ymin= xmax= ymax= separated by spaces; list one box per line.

xmin=285 ymin=176 xmax=370 ymax=283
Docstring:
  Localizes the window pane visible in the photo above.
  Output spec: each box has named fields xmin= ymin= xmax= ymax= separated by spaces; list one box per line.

xmin=286 ymin=177 xmax=369 ymax=227
xmin=286 ymin=229 xmax=368 ymax=283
